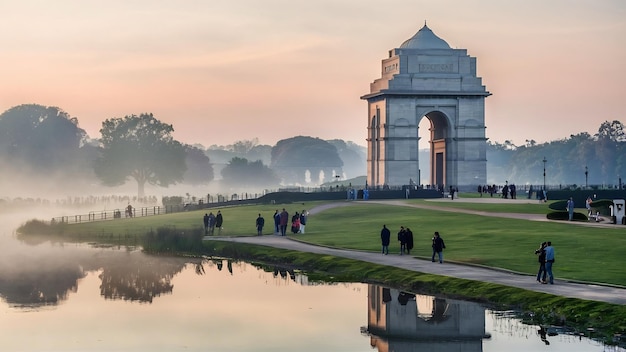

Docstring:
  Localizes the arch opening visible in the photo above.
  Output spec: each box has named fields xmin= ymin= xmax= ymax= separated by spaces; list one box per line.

xmin=419 ymin=111 xmax=449 ymax=189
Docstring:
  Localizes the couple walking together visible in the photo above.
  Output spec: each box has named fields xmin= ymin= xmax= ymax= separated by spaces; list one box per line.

xmin=534 ymin=241 xmax=556 ymax=284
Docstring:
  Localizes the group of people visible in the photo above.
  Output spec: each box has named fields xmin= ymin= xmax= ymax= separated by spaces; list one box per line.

xmin=476 ymin=183 xmax=521 ymax=199
xmin=273 ymin=208 xmax=308 ymax=236
xmin=203 ymin=209 xmax=309 ymax=237
xmin=534 ymin=241 xmax=556 ymax=284
xmin=380 ymin=226 xmax=446 ymax=263
xmin=202 ymin=210 xmax=224 ymax=235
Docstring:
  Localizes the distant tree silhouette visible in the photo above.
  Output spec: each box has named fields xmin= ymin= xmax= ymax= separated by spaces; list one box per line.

xmin=487 ymin=121 xmax=625 ymax=185
xmin=0 ymin=104 xmax=87 ymax=172
xmin=220 ymin=157 xmax=279 ymax=188
xmin=183 ymin=145 xmax=214 ymax=185
xmin=94 ymin=113 xmax=186 ymax=197
xmin=271 ymin=136 xmax=343 ymax=185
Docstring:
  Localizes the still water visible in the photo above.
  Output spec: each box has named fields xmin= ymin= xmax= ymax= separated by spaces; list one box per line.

xmin=0 ymin=237 xmax=622 ymax=351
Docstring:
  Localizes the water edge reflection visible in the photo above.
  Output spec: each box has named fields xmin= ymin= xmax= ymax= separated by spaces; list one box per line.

xmin=0 ymin=241 xmax=622 ymax=351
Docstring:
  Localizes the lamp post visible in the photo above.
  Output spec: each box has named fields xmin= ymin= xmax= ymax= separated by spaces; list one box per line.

xmin=585 ymin=166 xmax=588 ymax=189
xmin=542 ymin=157 xmax=547 ymax=191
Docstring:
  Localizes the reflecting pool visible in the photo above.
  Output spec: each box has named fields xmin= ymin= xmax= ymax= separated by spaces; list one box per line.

xmin=0 ymin=236 xmax=622 ymax=351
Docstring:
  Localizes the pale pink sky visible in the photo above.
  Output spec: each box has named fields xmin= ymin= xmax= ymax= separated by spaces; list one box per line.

xmin=1 ymin=0 xmax=624 ymax=148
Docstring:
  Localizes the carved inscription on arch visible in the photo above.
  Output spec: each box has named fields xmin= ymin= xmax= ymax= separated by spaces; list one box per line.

xmin=419 ymin=63 xmax=453 ymax=73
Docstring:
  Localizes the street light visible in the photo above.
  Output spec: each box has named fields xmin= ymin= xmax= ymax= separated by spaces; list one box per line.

xmin=585 ymin=165 xmax=588 ymax=189
xmin=542 ymin=157 xmax=547 ymax=191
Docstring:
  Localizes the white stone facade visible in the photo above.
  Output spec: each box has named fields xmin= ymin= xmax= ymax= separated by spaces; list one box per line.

xmin=362 ymin=25 xmax=489 ymax=189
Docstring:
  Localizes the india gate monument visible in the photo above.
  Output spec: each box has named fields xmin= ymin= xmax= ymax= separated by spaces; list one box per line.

xmin=362 ymin=24 xmax=490 ymax=190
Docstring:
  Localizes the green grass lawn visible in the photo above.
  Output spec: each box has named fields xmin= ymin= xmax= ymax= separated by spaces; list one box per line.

xmin=29 ymin=199 xmax=626 ymax=286
xmin=295 ymin=202 xmax=626 ymax=286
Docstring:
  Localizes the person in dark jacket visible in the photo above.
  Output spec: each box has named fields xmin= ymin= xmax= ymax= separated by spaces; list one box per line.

xmin=256 ymin=214 xmax=265 ymax=236
xmin=279 ymin=208 xmax=289 ymax=236
xmin=534 ymin=242 xmax=547 ymax=283
xmin=404 ymin=228 xmax=414 ymax=255
xmin=397 ymin=226 xmax=406 ymax=255
xmin=291 ymin=212 xmax=300 ymax=234
xmin=380 ymin=225 xmax=391 ymax=255
xmin=431 ymin=231 xmax=446 ymax=263
xmin=273 ymin=210 xmax=280 ymax=234
xmin=215 ymin=211 xmax=223 ymax=235
xmin=203 ymin=213 xmax=209 ymax=235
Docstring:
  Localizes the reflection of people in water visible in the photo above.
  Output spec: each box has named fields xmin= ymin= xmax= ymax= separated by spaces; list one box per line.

xmin=382 ymin=288 xmax=392 ymax=303
xmin=397 ymin=291 xmax=415 ymax=306
xmin=428 ymin=298 xmax=450 ymax=323
xmin=538 ymin=326 xmax=550 ymax=345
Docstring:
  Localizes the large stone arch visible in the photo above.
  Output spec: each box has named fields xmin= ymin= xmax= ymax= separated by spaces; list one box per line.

xmin=362 ymin=24 xmax=489 ymax=189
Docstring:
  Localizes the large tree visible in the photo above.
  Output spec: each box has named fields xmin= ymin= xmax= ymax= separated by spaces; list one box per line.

xmin=0 ymin=104 xmax=87 ymax=172
xmin=271 ymin=136 xmax=343 ymax=185
xmin=94 ymin=113 xmax=186 ymax=197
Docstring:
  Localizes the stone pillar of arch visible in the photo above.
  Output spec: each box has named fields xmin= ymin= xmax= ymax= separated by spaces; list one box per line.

xmin=362 ymin=24 xmax=490 ymax=189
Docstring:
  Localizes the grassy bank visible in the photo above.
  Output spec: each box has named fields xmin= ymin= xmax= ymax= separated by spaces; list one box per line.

xmin=18 ymin=199 xmax=626 ymax=286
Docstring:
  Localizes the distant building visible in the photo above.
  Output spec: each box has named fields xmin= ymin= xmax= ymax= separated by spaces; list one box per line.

xmin=362 ymin=24 xmax=490 ymax=189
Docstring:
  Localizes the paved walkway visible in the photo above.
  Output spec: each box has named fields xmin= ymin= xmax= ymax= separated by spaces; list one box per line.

xmin=204 ymin=199 xmax=626 ymax=305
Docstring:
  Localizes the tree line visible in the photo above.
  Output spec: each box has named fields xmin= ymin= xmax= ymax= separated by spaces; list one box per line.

xmin=1 ymin=104 xmax=622 ymax=198
xmin=487 ymin=120 xmax=625 ymax=187
xmin=0 ymin=104 xmax=365 ymax=198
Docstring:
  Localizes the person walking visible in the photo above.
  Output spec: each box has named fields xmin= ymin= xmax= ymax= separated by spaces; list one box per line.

xmin=380 ymin=225 xmax=391 ymax=255
xmin=397 ymin=226 xmax=406 ymax=255
xmin=203 ymin=213 xmax=209 ymax=235
xmin=299 ymin=210 xmax=307 ymax=234
xmin=273 ymin=210 xmax=280 ymax=234
xmin=215 ymin=211 xmax=223 ymax=235
xmin=544 ymin=241 xmax=555 ymax=284
xmin=567 ymin=197 xmax=575 ymax=221
xmin=431 ymin=232 xmax=446 ymax=263
xmin=291 ymin=212 xmax=300 ymax=234
xmin=586 ymin=196 xmax=593 ymax=216
xmin=404 ymin=228 xmax=414 ymax=255
xmin=534 ymin=242 xmax=547 ymax=284
xmin=279 ymin=208 xmax=289 ymax=236
xmin=208 ymin=212 xmax=216 ymax=235
xmin=255 ymin=213 xmax=265 ymax=236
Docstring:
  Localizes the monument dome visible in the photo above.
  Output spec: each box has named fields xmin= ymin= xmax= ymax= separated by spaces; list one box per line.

xmin=399 ymin=24 xmax=451 ymax=49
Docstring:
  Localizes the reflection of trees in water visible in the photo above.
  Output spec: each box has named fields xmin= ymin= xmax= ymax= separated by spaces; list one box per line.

xmin=0 ymin=245 xmax=314 ymax=309
xmin=0 ymin=244 xmax=197 ymax=307
xmin=99 ymin=255 xmax=190 ymax=303
xmin=0 ymin=265 xmax=84 ymax=306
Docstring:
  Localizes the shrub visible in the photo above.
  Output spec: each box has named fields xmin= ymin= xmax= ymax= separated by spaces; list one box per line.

xmin=546 ymin=211 xmax=588 ymax=221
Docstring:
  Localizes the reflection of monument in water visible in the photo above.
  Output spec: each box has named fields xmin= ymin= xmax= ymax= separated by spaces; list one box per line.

xmin=366 ymin=284 xmax=489 ymax=352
